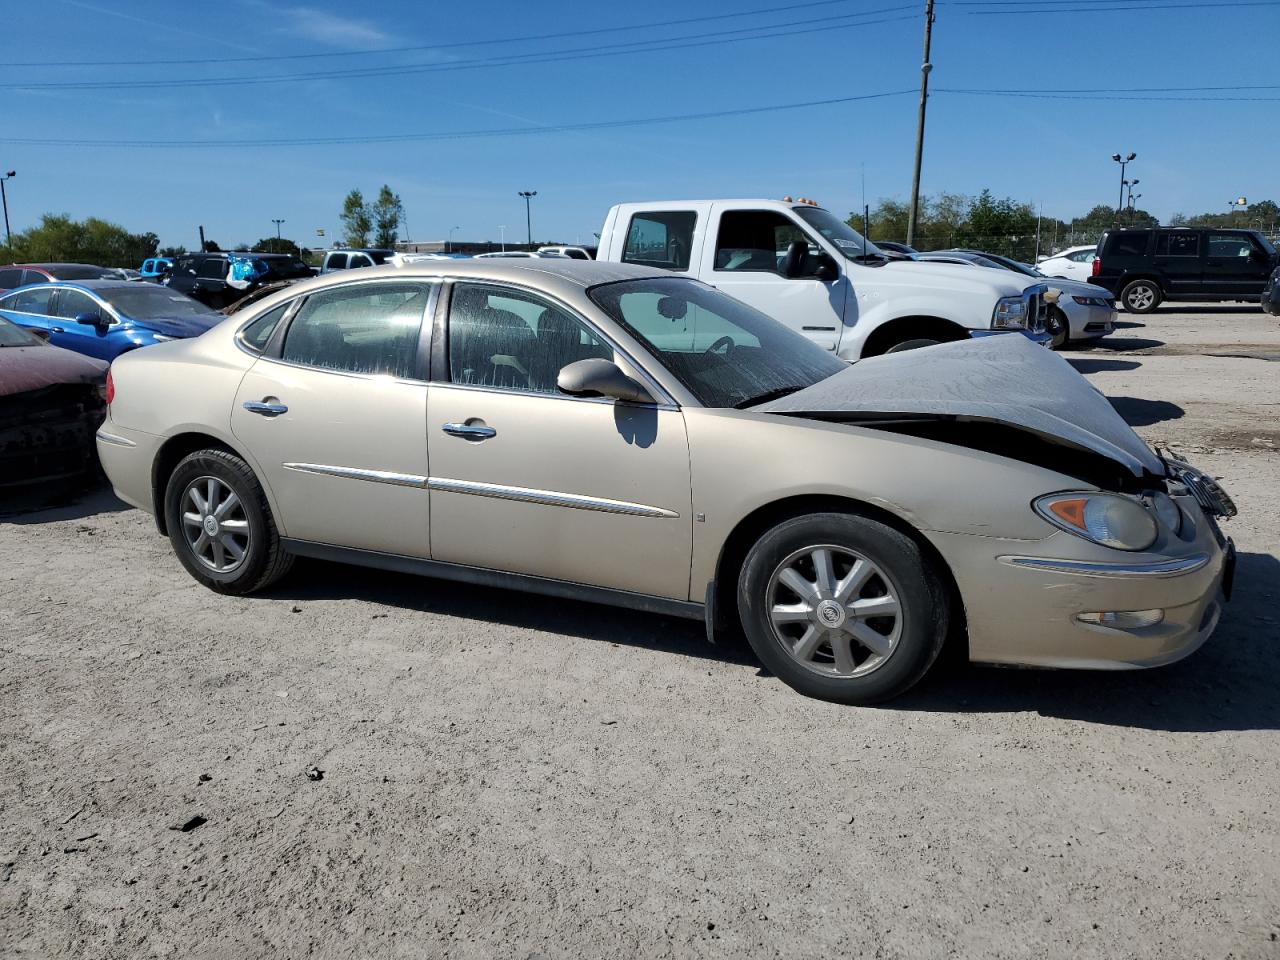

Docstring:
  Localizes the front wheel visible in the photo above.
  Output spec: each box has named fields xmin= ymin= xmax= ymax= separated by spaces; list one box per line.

xmin=884 ymin=337 xmax=941 ymax=354
xmin=1046 ymin=306 xmax=1070 ymax=349
xmin=737 ymin=513 xmax=950 ymax=704
xmin=1120 ymin=279 xmax=1162 ymax=314
xmin=163 ymin=448 xmax=293 ymax=594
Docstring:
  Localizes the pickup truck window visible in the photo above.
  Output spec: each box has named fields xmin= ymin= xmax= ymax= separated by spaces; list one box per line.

xmin=793 ymin=206 xmax=880 ymax=261
xmin=326 ymin=253 xmax=349 ymax=270
xmin=622 ymin=212 xmax=696 ymax=271
xmin=715 ymin=210 xmax=820 ymax=274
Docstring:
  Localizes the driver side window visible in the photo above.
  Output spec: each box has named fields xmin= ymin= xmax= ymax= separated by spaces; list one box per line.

xmin=714 ymin=210 xmax=822 ymax=276
xmin=52 ymin=289 xmax=103 ymax=322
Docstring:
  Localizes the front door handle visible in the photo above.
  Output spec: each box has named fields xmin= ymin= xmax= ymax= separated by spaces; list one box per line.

xmin=50 ymin=326 xmax=65 ymax=333
xmin=243 ymin=400 xmax=289 ymax=417
xmin=442 ymin=422 xmax=496 ymax=440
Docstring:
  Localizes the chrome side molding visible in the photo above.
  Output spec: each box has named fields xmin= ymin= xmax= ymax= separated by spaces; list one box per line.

xmin=282 ymin=462 xmax=428 ymax=488
xmin=95 ymin=431 xmax=137 ymax=448
xmin=428 ymin=476 xmax=680 ymax=519
xmin=998 ymin=554 xmax=1211 ymax=578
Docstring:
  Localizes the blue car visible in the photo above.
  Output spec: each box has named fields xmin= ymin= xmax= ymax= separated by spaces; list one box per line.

xmin=0 ymin=280 xmax=223 ymax=361
xmin=139 ymin=257 xmax=174 ymax=282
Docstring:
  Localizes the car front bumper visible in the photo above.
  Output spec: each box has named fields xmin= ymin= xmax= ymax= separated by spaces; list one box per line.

xmin=925 ymin=493 xmax=1232 ymax=669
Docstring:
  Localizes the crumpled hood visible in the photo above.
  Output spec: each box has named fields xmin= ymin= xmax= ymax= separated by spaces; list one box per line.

xmin=0 ymin=344 xmax=108 ymax=397
xmin=132 ymin=312 xmax=223 ymax=339
xmin=756 ymin=335 xmax=1164 ymax=478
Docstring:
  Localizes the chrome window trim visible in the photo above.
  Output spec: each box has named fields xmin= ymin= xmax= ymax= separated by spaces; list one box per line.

xmin=428 ymin=476 xmax=680 ymax=519
xmin=440 ymin=277 xmax=678 ymax=408
xmin=998 ymin=554 xmax=1210 ymax=578
xmin=427 ymin=379 xmax=679 ymax=412
xmin=282 ymin=463 xmax=427 ymax=488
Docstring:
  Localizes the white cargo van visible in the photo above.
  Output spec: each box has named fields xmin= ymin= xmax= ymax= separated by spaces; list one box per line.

xmin=597 ymin=199 xmax=1050 ymax=358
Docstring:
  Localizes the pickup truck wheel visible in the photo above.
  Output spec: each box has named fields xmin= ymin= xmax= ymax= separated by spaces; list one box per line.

xmin=884 ymin=338 xmax=940 ymax=353
xmin=737 ymin=512 xmax=950 ymax=705
xmin=1120 ymin=279 xmax=1162 ymax=314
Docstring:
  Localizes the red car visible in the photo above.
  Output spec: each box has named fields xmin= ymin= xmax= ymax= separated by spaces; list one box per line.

xmin=0 ymin=262 xmax=119 ymax=294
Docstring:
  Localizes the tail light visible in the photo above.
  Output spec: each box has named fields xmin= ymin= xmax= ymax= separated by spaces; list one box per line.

xmin=104 ymin=369 xmax=115 ymax=405
xmin=1091 ymin=256 xmax=1101 ymax=277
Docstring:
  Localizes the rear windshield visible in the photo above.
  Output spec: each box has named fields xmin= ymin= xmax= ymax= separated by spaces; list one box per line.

xmin=0 ymin=316 xmax=41 ymax=346
xmin=99 ymin=286 xmax=216 ymax=319
xmin=46 ymin=264 xmax=114 ymax=280
xmin=260 ymin=258 xmax=313 ymax=278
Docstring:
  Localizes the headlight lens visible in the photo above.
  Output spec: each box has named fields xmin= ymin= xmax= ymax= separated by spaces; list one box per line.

xmin=1071 ymin=295 xmax=1113 ymax=307
xmin=151 ymin=334 xmax=177 ymax=342
xmin=1147 ymin=491 xmax=1183 ymax=536
xmin=992 ymin=296 xmax=1027 ymax=329
xmin=1033 ymin=492 xmax=1158 ymax=551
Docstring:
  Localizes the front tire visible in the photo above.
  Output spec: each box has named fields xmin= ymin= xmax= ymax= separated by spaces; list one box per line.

xmin=163 ymin=448 xmax=293 ymax=594
xmin=1120 ymin=279 xmax=1162 ymax=314
xmin=884 ymin=337 xmax=941 ymax=353
xmin=1047 ymin=306 xmax=1070 ymax=349
xmin=737 ymin=512 xmax=950 ymax=704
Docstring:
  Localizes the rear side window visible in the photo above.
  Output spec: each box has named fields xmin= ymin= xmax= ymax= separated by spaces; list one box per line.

xmin=326 ymin=253 xmax=348 ymax=270
xmin=239 ymin=302 xmax=290 ymax=352
xmin=1107 ymin=233 xmax=1149 ymax=257
xmin=281 ymin=282 xmax=430 ymax=378
xmin=1068 ymin=248 xmax=1096 ymax=262
xmin=0 ymin=268 xmax=23 ymax=288
xmin=622 ymin=211 xmax=696 ymax=271
xmin=196 ymin=259 xmax=227 ymax=280
xmin=2 ymin=286 xmax=54 ymax=314
xmin=1156 ymin=233 xmax=1200 ymax=257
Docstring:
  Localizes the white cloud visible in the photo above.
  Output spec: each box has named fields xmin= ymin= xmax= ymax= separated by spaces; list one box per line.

xmin=274 ymin=6 xmax=391 ymax=48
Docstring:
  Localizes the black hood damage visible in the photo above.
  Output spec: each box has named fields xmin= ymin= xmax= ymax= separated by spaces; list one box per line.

xmin=757 ymin=335 xmax=1166 ymax=491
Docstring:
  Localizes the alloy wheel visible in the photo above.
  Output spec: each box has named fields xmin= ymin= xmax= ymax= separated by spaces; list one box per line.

xmin=766 ymin=545 xmax=903 ymax=678
xmin=181 ymin=475 xmax=251 ymax=573
xmin=1126 ymin=284 xmax=1155 ymax=310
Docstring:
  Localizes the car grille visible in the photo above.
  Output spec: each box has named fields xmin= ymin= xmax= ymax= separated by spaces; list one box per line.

xmin=1024 ymin=285 xmax=1047 ymax=334
xmin=0 ymin=384 xmax=105 ymax=490
xmin=1165 ymin=453 xmax=1237 ymax=519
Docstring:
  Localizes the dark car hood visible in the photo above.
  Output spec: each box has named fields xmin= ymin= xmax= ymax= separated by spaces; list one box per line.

xmin=0 ymin=343 xmax=109 ymax=397
xmin=132 ymin=313 xmax=223 ymax=338
xmin=756 ymin=335 xmax=1165 ymax=479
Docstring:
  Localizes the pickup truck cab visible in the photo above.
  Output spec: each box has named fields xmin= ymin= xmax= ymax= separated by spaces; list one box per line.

xmin=597 ymin=199 xmax=1050 ymax=358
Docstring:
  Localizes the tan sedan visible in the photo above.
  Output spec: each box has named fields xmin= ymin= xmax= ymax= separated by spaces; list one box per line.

xmin=96 ymin=260 xmax=1235 ymax=703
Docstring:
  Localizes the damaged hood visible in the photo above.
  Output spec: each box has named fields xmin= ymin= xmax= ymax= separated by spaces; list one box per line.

xmin=756 ymin=335 xmax=1164 ymax=478
xmin=0 ymin=343 xmax=108 ymax=397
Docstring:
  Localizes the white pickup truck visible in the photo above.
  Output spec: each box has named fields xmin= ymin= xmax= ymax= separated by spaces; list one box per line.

xmin=596 ymin=199 xmax=1051 ymax=358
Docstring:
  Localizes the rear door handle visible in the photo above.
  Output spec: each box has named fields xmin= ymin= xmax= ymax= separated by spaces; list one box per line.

xmin=243 ymin=400 xmax=288 ymax=417
xmin=442 ymin=422 xmax=496 ymax=440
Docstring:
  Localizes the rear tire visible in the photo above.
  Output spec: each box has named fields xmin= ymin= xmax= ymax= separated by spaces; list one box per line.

xmin=1120 ymin=279 xmax=1162 ymax=314
xmin=163 ymin=449 xmax=293 ymax=595
xmin=737 ymin=512 xmax=950 ymax=704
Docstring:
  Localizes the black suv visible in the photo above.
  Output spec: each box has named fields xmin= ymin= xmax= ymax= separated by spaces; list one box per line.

xmin=1090 ymin=227 xmax=1279 ymax=313
xmin=165 ymin=252 xmax=314 ymax=309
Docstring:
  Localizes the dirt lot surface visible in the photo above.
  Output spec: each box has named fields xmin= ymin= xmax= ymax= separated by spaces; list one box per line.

xmin=4 ymin=305 xmax=1279 ymax=959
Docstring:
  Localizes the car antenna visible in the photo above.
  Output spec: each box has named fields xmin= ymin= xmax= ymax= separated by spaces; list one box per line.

xmin=861 ymin=163 xmax=868 ymax=259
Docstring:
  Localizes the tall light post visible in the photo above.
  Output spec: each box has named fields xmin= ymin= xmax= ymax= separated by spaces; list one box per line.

xmin=518 ymin=191 xmax=537 ymax=246
xmin=906 ymin=0 xmax=936 ymax=247
xmin=272 ymin=218 xmax=285 ymax=241
xmin=0 ymin=170 xmax=15 ymax=250
xmin=1111 ymin=152 xmax=1136 ymax=213
xmin=1227 ymin=197 xmax=1246 ymax=224
xmin=498 ymin=225 xmax=506 ymax=252
xmin=1125 ymin=178 xmax=1139 ymax=211
xmin=448 ymin=225 xmax=459 ymax=253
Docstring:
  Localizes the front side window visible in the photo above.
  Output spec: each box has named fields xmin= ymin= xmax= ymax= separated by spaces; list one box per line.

xmin=1207 ymin=233 xmax=1254 ymax=258
xmin=196 ymin=258 xmax=227 ymax=280
xmin=240 ymin=302 xmax=290 ymax=352
xmin=715 ymin=210 xmax=821 ymax=275
xmin=350 ymin=254 xmax=373 ymax=269
xmin=327 ymin=253 xmax=348 ymax=270
xmin=51 ymin=289 xmax=102 ymax=321
xmin=1156 ymin=233 xmax=1199 ymax=257
xmin=447 ymin=282 xmax=612 ymax=394
xmin=281 ymin=282 xmax=430 ymax=378
xmin=621 ymin=211 xmax=696 ymax=271
xmin=1 ymin=286 xmax=54 ymax=315
xmin=589 ymin=276 xmax=844 ymax=408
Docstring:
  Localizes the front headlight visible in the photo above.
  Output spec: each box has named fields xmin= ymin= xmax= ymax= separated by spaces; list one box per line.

xmin=1071 ymin=295 xmax=1112 ymax=307
xmin=151 ymin=334 xmax=177 ymax=342
xmin=1147 ymin=491 xmax=1183 ymax=536
xmin=992 ymin=295 xmax=1026 ymax=329
xmin=1033 ymin=492 xmax=1158 ymax=551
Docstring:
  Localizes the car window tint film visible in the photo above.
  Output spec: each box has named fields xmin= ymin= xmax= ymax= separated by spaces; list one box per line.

xmin=281 ymin=282 xmax=428 ymax=378
xmin=447 ymin=283 xmax=612 ymax=394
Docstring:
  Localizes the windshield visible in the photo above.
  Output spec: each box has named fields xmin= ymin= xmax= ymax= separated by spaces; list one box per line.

xmin=47 ymin=264 xmax=115 ymax=280
xmin=589 ymin=276 xmax=845 ymax=408
xmin=1255 ymin=233 xmax=1277 ymax=256
xmin=792 ymin=207 xmax=882 ymax=260
xmin=100 ymin=286 xmax=216 ymax=319
xmin=0 ymin=316 xmax=41 ymax=346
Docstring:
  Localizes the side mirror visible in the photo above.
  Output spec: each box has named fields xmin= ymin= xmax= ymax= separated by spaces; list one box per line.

xmin=780 ymin=239 xmax=808 ymax=278
xmin=813 ymin=254 xmax=838 ymax=282
xmin=74 ymin=311 xmax=105 ymax=327
xmin=557 ymin=358 xmax=654 ymax=404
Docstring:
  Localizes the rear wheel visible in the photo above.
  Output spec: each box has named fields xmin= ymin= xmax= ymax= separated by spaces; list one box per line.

xmin=1120 ymin=279 xmax=1162 ymax=314
xmin=163 ymin=449 xmax=293 ymax=594
xmin=737 ymin=512 xmax=950 ymax=704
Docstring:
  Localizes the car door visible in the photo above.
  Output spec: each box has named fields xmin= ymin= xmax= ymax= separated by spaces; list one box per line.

xmin=47 ymin=288 xmax=117 ymax=359
xmin=230 ymin=279 xmax=436 ymax=558
xmin=1204 ymin=232 xmax=1268 ymax=296
xmin=426 ymin=280 xmax=694 ymax=601
xmin=1153 ymin=231 xmax=1202 ymax=297
xmin=0 ymin=285 xmax=57 ymax=334
xmin=705 ymin=208 xmax=845 ymax=350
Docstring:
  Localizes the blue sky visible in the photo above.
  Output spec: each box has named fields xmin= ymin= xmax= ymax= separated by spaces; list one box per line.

xmin=3 ymin=0 xmax=1277 ymax=249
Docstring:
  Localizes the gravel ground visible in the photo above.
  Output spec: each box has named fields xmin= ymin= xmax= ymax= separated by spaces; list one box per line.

xmin=3 ymin=305 xmax=1278 ymax=959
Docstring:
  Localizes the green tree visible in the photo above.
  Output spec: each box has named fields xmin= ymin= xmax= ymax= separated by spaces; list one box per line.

xmin=251 ymin=237 xmax=303 ymax=258
xmin=1 ymin=214 xmax=158 ymax=267
xmin=340 ymin=189 xmax=371 ymax=247
xmin=371 ymin=185 xmax=403 ymax=248
xmin=158 ymin=245 xmax=187 ymax=258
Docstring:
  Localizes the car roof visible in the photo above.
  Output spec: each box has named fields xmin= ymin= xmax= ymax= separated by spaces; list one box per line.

xmin=4 ymin=262 xmax=105 ymax=270
xmin=8 ymin=279 xmax=156 ymax=293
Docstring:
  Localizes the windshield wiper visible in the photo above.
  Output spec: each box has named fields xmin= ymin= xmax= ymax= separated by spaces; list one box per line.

xmin=735 ymin=385 xmax=806 ymax=409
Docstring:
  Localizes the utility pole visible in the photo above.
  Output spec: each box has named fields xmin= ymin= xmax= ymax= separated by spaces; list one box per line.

xmin=199 ymin=224 xmax=206 ymax=252
xmin=0 ymin=170 xmax=15 ymax=249
xmin=906 ymin=0 xmax=935 ymax=247
xmin=518 ymin=191 xmax=537 ymax=246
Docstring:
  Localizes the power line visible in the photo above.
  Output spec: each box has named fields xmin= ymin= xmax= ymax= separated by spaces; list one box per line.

xmin=6 ymin=0 xmax=886 ymax=67
xmin=0 ymin=9 xmax=918 ymax=91
xmin=960 ymin=0 xmax=1278 ymax=11
xmin=944 ymin=83 xmax=1280 ymax=91
xmin=0 ymin=90 xmax=918 ymax=148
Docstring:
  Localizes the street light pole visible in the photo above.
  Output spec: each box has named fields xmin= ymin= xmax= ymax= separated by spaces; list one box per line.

xmin=448 ymin=225 xmax=459 ymax=253
xmin=0 ymin=170 xmax=15 ymax=249
xmin=1111 ymin=152 xmax=1136 ymax=213
xmin=906 ymin=0 xmax=936 ymax=247
xmin=272 ymin=218 xmax=285 ymax=246
xmin=498 ymin=225 xmax=506 ymax=252
xmin=518 ymin=191 xmax=537 ymax=247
